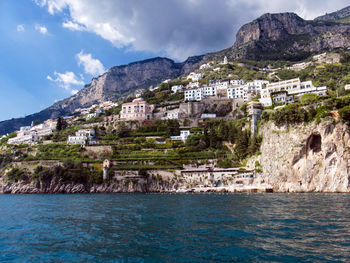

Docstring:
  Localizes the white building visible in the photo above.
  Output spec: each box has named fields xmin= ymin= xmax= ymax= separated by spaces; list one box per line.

xmin=259 ymin=78 xmax=327 ymax=107
xmin=8 ymin=134 xmax=39 ymax=145
xmin=164 ymin=109 xmax=179 ymax=120
xmin=215 ymin=81 xmax=230 ymax=90
xmin=187 ymin=72 xmax=202 ymax=82
xmin=185 ymin=88 xmax=204 ymax=101
xmin=171 ymin=85 xmax=183 ymax=93
xmin=230 ymin=79 xmax=245 ymax=85
xmin=187 ymin=82 xmax=200 ymax=89
xmin=201 ymin=113 xmax=216 ymax=119
xmin=68 ymin=129 xmax=96 ymax=145
xmin=87 ymin=112 xmax=98 ymax=120
xmin=185 ymin=86 xmax=217 ymax=101
xmin=200 ymin=63 xmax=211 ymax=70
xmin=171 ymin=130 xmax=191 ymax=142
xmin=202 ymin=86 xmax=217 ymax=97
xmin=227 ymin=85 xmax=245 ymax=99
xmin=8 ymin=120 xmax=57 ymax=145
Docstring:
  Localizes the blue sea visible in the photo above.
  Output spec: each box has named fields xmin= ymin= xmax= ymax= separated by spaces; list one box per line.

xmin=0 ymin=193 xmax=349 ymax=262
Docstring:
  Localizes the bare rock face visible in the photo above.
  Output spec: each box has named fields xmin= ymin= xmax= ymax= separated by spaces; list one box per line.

xmin=315 ymin=6 xmax=350 ymax=22
xmin=251 ymin=121 xmax=350 ymax=192
xmin=209 ymin=11 xmax=350 ymax=61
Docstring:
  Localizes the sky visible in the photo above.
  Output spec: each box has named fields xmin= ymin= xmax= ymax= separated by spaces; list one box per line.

xmin=0 ymin=0 xmax=349 ymax=122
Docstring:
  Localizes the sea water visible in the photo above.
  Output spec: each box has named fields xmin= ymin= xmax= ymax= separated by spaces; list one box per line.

xmin=0 ymin=193 xmax=349 ymax=262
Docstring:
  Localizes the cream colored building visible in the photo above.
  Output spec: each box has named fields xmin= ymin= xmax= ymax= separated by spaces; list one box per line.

xmin=120 ymin=98 xmax=154 ymax=121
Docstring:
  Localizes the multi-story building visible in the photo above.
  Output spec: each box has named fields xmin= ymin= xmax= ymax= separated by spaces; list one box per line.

xmin=230 ymin=79 xmax=245 ymax=86
xmin=8 ymin=134 xmax=39 ymax=145
xmin=202 ymin=86 xmax=217 ymax=97
xmin=67 ymin=129 xmax=96 ymax=145
xmin=227 ymin=85 xmax=244 ymax=99
xmin=259 ymin=78 xmax=327 ymax=107
xmin=8 ymin=120 xmax=57 ymax=145
xmin=120 ymin=98 xmax=154 ymax=121
xmin=185 ymin=86 xmax=217 ymax=101
xmin=185 ymin=88 xmax=204 ymax=101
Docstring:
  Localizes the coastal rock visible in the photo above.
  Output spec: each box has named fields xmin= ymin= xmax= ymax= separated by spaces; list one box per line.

xmin=249 ymin=121 xmax=350 ymax=192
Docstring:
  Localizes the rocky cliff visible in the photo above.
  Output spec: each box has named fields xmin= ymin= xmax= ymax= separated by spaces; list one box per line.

xmin=249 ymin=120 xmax=350 ymax=192
xmin=0 ymin=56 xmax=203 ymax=135
xmin=206 ymin=10 xmax=350 ymax=61
xmin=315 ymin=6 xmax=350 ymax=22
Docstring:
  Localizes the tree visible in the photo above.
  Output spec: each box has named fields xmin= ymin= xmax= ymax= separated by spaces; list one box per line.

xmin=116 ymin=122 xmax=131 ymax=138
xmin=56 ymin=117 xmax=67 ymax=131
xmin=299 ymin=93 xmax=319 ymax=105
xmin=339 ymin=105 xmax=350 ymax=122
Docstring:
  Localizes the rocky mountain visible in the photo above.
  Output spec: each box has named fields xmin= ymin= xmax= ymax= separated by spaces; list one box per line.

xmin=315 ymin=6 xmax=350 ymax=22
xmin=205 ymin=10 xmax=350 ymax=61
xmin=0 ymin=56 xmax=202 ymax=135
xmin=2 ymin=6 xmax=350 ymax=135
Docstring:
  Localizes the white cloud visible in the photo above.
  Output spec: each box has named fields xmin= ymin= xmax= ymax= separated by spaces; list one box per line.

xmin=62 ymin=20 xmax=86 ymax=31
xmin=36 ymin=0 xmax=350 ymax=60
xmin=47 ymin=71 xmax=84 ymax=94
xmin=17 ymin=24 xmax=25 ymax=32
xmin=76 ymin=51 xmax=105 ymax=76
xmin=35 ymin=24 xmax=48 ymax=35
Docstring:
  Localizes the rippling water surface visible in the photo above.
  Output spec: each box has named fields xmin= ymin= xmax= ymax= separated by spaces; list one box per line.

xmin=0 ymin=193 xmax=350 ymax=262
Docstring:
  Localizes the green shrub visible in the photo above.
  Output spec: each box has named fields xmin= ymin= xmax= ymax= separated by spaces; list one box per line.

xmin=7 ymin=168 xmax=28 ymax=183
xmin=339 ymin=105 xmax=350 ymax=122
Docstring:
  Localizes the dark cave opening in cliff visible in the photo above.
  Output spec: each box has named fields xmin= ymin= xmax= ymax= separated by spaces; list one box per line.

xmin=308 ymin=134 xmax=322 ymax=153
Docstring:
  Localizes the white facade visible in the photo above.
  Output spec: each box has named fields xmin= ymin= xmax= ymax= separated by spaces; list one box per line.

xmin=68 ymin=129 xmax=95 ymax=145
xmin=8 ymin=134 xmax=39 ymax=145
xmin=8 ymin=121 xmax=56 ymax=145
xmin=185 ymin=86 xmax=217 ymax=101
xmin=87 ymin=113 xmax=98 ymax=120
xmin=185 ymin=88 xmax=204 ymax=101
xmin=200 ymin=64 xmax=211 ymax=70
xmin=259 ymin=97 xmax=273 ymax=107
xmin=171 ymin=85 xmax=183 ymax=93
xmin=201 ymin=113 xmax=217 ymax=119
xmin=187 ymin=72 xmax=202 ymax=81
xmin=171 ymin=130 xmax=191 ymax=142
xmin=202 ymin=86 xmax=217 ymax=97
xmin=187 ymin=82 xmax=200 ymax=89
xmin=164 ymin=109 xmax=179 ymax=120
xmin=230 ymin=79 xmax=245 ymax=85
xmin=259 ymin=78 xmax=328 ymax=107
xmin=215 ymin=81 xmax=229 ymax=90
xmin=227 ymin=86 xmax=244 ymax=99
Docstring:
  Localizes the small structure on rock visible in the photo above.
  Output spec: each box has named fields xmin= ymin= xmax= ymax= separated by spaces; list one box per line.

xmin=103 ymin=159 xmax=111 ymax=181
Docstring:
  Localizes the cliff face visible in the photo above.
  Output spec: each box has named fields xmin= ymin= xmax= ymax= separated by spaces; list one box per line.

xmin=250 ymin=121 xmax=350 ymax=192
xmin=59 ymin=56 xmax=203 ymax=113
xmin=206 ymin=11 xmax=350 ymax=61
xmin=315 ymin=6 xmax=350 ymax=22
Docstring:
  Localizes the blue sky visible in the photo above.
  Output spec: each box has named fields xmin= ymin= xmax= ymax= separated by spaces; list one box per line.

xmin=0 ymin=0 xmax=349 ymax=122
xmin=0 ymin=0 xmax=155 ymax=121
